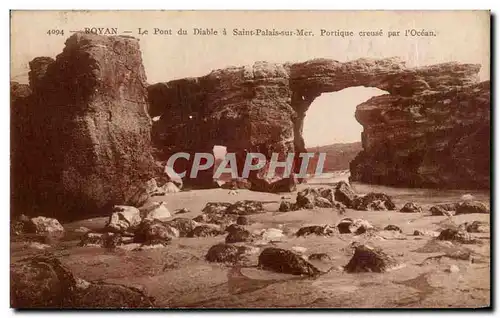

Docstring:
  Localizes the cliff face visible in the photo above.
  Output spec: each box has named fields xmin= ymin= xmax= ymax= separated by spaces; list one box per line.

xmin=11 ymin=33 xmax=156 ymax=219
xmin=149 ymin=58 xmax=489 ymax=189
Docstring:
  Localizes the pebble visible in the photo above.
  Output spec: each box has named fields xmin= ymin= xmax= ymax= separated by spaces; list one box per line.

xmin=448 ymin=265 xmax=460 ymax=273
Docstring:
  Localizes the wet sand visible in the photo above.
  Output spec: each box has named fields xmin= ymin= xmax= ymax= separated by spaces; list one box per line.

xmin=11 ymin=179 xmax=491 ymax=308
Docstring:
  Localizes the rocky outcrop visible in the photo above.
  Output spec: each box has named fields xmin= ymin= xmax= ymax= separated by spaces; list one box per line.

xmin=148 ymin=57 xmax=489 ymax=190
xmin=11 ymin=33 xmax=156 ymax=220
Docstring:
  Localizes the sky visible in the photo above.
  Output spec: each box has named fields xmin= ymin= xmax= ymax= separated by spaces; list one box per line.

xmin=10 ymin=11 xmax=490 ymax=146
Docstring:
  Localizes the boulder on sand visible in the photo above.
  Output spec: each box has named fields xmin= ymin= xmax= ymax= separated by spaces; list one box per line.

xmin=430 ymin=203 xmax=458 ymax=216
xmin=296 ymin=225 xmax=336 ymax=237
xmin=164 ymin=218 xmax=198 ymax=237
xmin=437 ymin=228 xmax=475 ymax=244
xmin=455 ymin=201 xmax=489 ymax=215
xmin=141 ymin=201 xmax=171 ymax=220
xmin=337 ymin=218 xmax=373 ymax=235
xmin=78 ymin=232 xmax=123 ymax=248
xmin=258 ymin=247 xmax=321 ymax=276
xmin=384 ymin=225 xmax=402 ymax=233
xmin=134 ymin=219 xmax=178 ymax=245
xmin=459 ymin=221 xmax=489 ymax=233
xmin=25 ymin=216 xmax=65 ymax=234
xmin=400 ymin=202 xmax=423 ymax=213
xmin=225 ymin=225 xmax=253 ymax=243
xmin=333 ymin=181 xmax=356 ymax=207
xmin=105 ymin=206 xmax=142 ymax=233
xmin=205 ymin=243 xmax=253 ymax=265
xmin=351 ymin=193 xmax=396 ymax=211
xmin=344 ymin=244 xmax=402 ymax=273
xmin=162 ymin=182 xmax=180 ymax=194
xmin=226 ymin=200 xmax=264 ymax=215
xmin=188 ymin=225 xmax=224 ymax=238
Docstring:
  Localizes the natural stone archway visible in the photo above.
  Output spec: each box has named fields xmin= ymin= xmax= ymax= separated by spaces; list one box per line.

xmin=148 ymin=58 xmax=490 ymax=190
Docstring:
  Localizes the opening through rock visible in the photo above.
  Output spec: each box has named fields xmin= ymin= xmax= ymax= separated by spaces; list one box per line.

xmin=301 ymin=86 xmax=387 ymax=176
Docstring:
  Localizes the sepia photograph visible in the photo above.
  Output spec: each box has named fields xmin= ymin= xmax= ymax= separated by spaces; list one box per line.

xmin=9 ymin=10 xmax=491 ymax=309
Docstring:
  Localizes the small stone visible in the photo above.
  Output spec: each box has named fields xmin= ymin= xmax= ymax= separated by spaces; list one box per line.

xmin=447 ymin=265 xmax=460 ymax=273
xmin=384 ymin=225 xmax=402 ymax=233
xmin=400 ymin=202 xmax=423 ymax=213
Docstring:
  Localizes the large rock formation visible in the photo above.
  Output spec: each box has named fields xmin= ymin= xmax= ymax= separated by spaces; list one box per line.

xmin=11 ymin=33 xmax=156 ymax=219
xmin=149 ymin=58 xmax=489 ymax=189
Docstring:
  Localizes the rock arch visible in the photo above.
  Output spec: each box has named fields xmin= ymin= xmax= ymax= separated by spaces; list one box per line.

xmin=148 ymin=57 xmax=489 ymax=189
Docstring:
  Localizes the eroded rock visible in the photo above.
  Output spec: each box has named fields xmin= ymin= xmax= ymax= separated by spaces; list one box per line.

xmin=456 ymin=201 xmax=489 ymax=215
xmin=296 ymin=225 xmax=337 ymax=237
xmin=351 ymin=193 xmax=396 ymax=211
xmin=344 ymin=244 xmax=402 ymax=273
xmin=105 ymin=206 xmax=142 ymax=233
xmin=226 ymin=200 xmax=265 ymax=215
xmin=437 ymin=228 xmax=475 ymax=244
xmin=25 ymin=216 xmax=64 ymax=234
xmin=400 ymin=202 xmax=423 ymax=213
xmin=205 ymin=243 xmax=253 ymax=265
xmin=188 ymin=225 xmax=224 ymax=238
xmin=337 ymin=218 xmax=373 ymax=235
xmin=258 ymin=247 xmax=321 ymax=276
xmin=134 ymin=219 xmax=178 ymax=245
xmin=459 ymin=221 xmax=489 ymax=233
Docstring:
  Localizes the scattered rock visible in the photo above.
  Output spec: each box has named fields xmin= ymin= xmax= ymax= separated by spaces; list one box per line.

xmin=143 ymin=201 xmax=171 ymax=220
xmin=27 ymin=242 xmax=51 ymax=250
xmin=455 ymin=201 xmax=489 ymax=215
xmin=25 ymin=216 xmax=65 ymax=234
xmin=400 ymin=202 xmax=423 ymax=213
xmin=258 ymin=247 xmax=321 ymax=276
xmin=384 ymin=225 xmax=402 ymax=233
xmin=259 ymin=228 xmax=286 ymax=242
xmin=202 ymin=202 xmax=232 ymax=214
xmin=225 ymin=225 xmax=253 ymax=243
xmin=296 ymin=225 xmax=336 ymax=237
xmin=308 ymin=253 xmax=331 ymax=262
xmin=350 ymin=193 xmax=396 ymax=211
xmin=430 ymin=203 xmax=457 ymax=216
xmin=459 ymin=221 xmax=489 ymax=233
xmin=315 ymin=196 xmax=333 ymax=208
xmin=134 ymin=219 xmax=178 ymax=245
xmin=334 ymin=181 xmax=356 ymax=207
xmin=205 ymin=243 xmax=253 ymax=264
xmin=413 ymin=229 xmax=440 ymax=237
xmin=192 ymin=213 xmax=237 ymax=227
xmin=447 ymin=265 xmax=460 ymax=273
xmin=10 ymin=256 xmax=78 ymax=308
xmin=226 ymin=200 xmax=264 ymax=215
xmin=337 ymin=218 xmax=373 ymax=235
xmin=174 ymin=208 xmax=190 ymax=214
xmin=344 ymin=244 xmax=402 ymax=273
xmin=221 ymin=178 xmax=252 ymax=190
xmin=279 ymin=201 xmax=296 ymax=212
xmin=291 ymin=246 xmax=308 ymax=254
xmin=79 ymin=232 xmax=124 ymax=248
xmin=162 ymin=182 xmax=181 ymax=194
xmin=165 ymin=218 xmax=198 ymax=237
xmin=236 ymin=216 xmax=250 ymax=225
xmin=461 ymin=194 xmax=475 ymax=201
xmin=74 ymin=226 xmax=90 ymax=233
xmin=164 ymin=165 xmax=183 ymax=190
xmin=437 ymin=228 xmax=475 ymax=244
xmin=71 ymin=282 xmax=155 ymax=308
xmin=187 ymin=225 xmax=224 ymax=238
xmin=105 ymin=206 xmax=142 ymax=233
